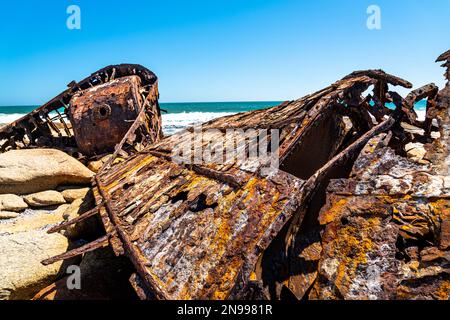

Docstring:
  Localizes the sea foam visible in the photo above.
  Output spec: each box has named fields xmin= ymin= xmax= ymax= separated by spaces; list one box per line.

xmin=0 ymin=111 xmax=235 ymax=135
xmin=161 ymin=112 xmax=234 ymax=135
xmin=0 ymin=113 xmax=27 ymax=124
xmin=0 ymin=109 xmax=427 ymax=136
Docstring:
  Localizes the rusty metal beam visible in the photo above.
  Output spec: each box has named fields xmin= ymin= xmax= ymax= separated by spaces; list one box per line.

xmin=41 ymin=234 xmax=112 ymax=266
xmin=47 ymin=203 xmax=104 ymax=234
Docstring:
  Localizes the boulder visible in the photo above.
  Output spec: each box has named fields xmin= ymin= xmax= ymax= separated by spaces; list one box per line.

xmin=405 ymin=142 xmax=428 ymax=163
xmin=0 ymin=208 xmax=70 ymax=300
xmin=0 ymin=209 xmax=66 ymax=235
xmin=53 ymin=204 xmax=70 ymax=217
xmin=0 ymin=211 xmax=20 ymax=219
xmin=24 ymin=190 xmax=66 ymax=208
xmin=0 ymin=149 xmax=94 ymax=195
xmin=87 ymin=154 xmax=113 ymax=173
xmin=0 ymin=194 xmax=28 ymax=212
xmin=62 ymin=197 xmax=94 ymax=221
xmin=58 ymin=186 xmax=92 ymax=203
xmin=0 ymin=231 xmax=69 ymax=300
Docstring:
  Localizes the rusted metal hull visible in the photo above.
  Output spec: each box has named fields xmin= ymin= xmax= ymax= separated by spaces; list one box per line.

xmin=0 ymin=64 xmax=162 ymax=160
xmin=90 ymin=69 xmax=415 ymax=299
xmin=69 ymin=75 xmax=144 ymax=156
xmin=43 ymin=52 xmax=450 ymax=300
xmin=312 ymin=130 xmax=450 ymax=299
xmin=308 ymin=53 xmax=450 ymax=300
xmin=95 ymin=162 xmax=305 ymax=299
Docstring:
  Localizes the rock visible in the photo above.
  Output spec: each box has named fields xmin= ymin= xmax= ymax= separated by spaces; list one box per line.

xmin=0 ymin=209 xmax=66 ymax=235
xmin=62 ymin=196 xmax=93 ymax=221
xmin=0 ymin=194 xmax=28 ymax=212
xmin=53 ymin=203 xmax=70 ymax=217
xmin=0 ymin=208 xmax=70 ymax=300
xmin=0 ymin=211 xmax=20 ymax=219
xmin=87 ymin=154 xmax=113 ymax=173
xmin=0 ymin=149 xmax=94 ymax=195
xmin=58 ymin=187 xmax=91 ymax=203
xmin=24 ymin=190 xmax=66 ymax=208
xmin=32 ymin=247 xmax=138 ymax=300
xmin=0 ymin=231 xmax=69 ymax=300
xmin=405 ymin=142 xmax=428 ymax=163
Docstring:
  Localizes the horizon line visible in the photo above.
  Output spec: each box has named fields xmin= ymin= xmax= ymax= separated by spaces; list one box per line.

xmin=0 ymin=100 xmax=286 ymax=108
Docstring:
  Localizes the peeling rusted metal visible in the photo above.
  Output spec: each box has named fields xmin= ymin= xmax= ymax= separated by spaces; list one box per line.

xmin=89 ymin=69 xmax=417 ymax=300
xmin=308 ymin=52 xmax=450 ymax=300
xmin=40 ymin=52 xmax=450 ymax=301
xmin=0 ymin=64 xmax=162 ymax=160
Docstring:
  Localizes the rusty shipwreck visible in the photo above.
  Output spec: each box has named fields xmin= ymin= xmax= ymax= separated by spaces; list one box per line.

xmin=41 ymin=52 xmax=450 ymax=300
xmin=0 ymin=64 xmax=163 ymax=160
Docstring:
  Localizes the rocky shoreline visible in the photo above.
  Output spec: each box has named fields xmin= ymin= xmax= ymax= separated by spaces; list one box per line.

xmin=0 ymin=148 xmax=134 ymax=299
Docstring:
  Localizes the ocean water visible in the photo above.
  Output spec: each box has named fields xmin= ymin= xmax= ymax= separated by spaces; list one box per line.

xmin=0 ymin=100 xmax=427 ymax=136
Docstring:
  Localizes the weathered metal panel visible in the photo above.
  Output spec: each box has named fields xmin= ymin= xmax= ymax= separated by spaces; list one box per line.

xmin=313 ymin=133 xmax=450 ymax=300
xmin=96 ymin=156 xmax=305 ymax=299
xmin=92 ymin=69 xmax=415 ymax=299
xmin=311 ymin=59 xmax=450 ymax=300
xmin=69 ymin=76 xmax=143 ymax=156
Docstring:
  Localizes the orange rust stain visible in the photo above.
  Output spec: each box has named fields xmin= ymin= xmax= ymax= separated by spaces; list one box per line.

xmin=434 ymin=280 xmax=450 ymax=300
xmin=319 ymin=198 xmax=349 ymax=225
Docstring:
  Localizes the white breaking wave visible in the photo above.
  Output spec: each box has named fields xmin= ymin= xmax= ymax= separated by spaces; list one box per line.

xmin=0 ymin=113 xmax=26 ymax=124
xmin=161 ymin=112 xmax=234 ymax=135
xmin=416 ymin=110 xmax=426 ymax=121
xmin=0 ymin=110 xmax=427 ymax=135
xmin=0 ymin=112 xmax=235 ymax=135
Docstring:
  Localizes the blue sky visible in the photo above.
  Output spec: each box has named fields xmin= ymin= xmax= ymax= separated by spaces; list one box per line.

xmin=0 ymin=0 xmax=449 ymax=105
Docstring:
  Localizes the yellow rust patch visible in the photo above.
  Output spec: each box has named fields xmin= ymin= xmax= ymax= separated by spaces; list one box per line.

xmin=102 ymin=155 xmax=158 ymax=192
xmin=332 ymin=218 xmax=378 ymax=293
